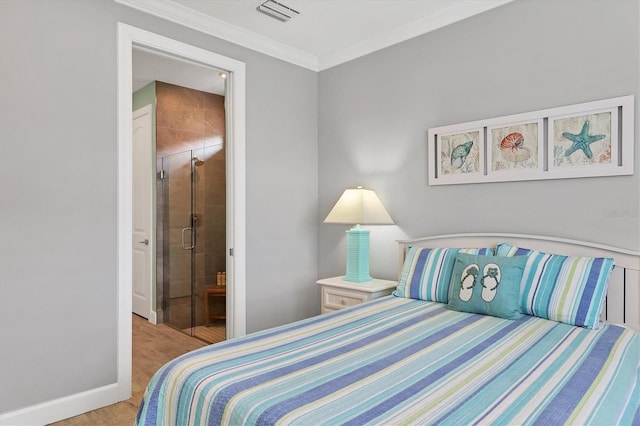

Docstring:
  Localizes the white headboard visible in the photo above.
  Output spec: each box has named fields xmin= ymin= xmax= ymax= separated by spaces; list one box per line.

xmin=398 ymin=233 xmax=640 ymax=332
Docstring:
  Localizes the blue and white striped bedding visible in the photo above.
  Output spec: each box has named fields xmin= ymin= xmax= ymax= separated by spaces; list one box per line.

xmin=136 ymin=296 xmax=640 ymax=425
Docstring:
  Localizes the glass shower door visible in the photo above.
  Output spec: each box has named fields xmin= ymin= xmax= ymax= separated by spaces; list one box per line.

xmin=162 ymin=150 xmax=195 ymax=333
xmin=161 ymin=146 xmax=226 ymax=343
xmin=192 ymin=144 xmax=227 ymax=342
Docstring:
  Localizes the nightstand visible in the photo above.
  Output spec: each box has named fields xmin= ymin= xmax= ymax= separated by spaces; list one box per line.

xmin=317 ymin=276 xmax=397 ymax=313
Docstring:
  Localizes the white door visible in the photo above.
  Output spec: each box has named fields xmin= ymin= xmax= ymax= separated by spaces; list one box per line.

xmin=132 ymin=105 xmax=153 ymax=319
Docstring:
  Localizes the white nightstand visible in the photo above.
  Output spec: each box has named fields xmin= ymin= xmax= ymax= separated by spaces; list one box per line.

xmin=317 ymin=276 xmax=397 ymax=314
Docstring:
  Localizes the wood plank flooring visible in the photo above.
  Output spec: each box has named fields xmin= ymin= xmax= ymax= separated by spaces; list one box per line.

xmin=184 ymin=322 xmax=226 ymax=344
xmin=50 ymin=315 xmax=207 ymax=425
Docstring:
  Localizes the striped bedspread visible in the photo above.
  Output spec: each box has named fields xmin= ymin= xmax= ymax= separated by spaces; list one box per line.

xmin=136 ymin=296 xmax=640 ymax=425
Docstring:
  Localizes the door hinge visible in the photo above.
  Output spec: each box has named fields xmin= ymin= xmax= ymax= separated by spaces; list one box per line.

xmin=158 ymin=170 xmax=166 ymax=180
xmin=229 ymin=248 xmax=234 ymax=257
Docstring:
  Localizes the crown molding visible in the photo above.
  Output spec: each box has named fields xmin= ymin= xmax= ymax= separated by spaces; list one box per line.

xmin=115 ymin=0 xmax=319 ymax=70
xmin=318 ymin=1 xmax=513 ymax=70
xmin=115 ymin=0 xmax=512 ymax=72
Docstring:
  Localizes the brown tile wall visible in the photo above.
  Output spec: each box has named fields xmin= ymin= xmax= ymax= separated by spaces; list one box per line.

xmin=156 ymin=81 xmax=225 ymax=157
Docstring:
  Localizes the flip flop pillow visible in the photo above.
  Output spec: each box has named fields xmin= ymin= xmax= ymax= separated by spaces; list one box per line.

xmin=447 ymin=253 xmax=526 ymax=320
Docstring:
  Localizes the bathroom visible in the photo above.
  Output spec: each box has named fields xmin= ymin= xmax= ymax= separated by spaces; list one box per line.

xmin=133 ymin=76 xmax=228 ymax=344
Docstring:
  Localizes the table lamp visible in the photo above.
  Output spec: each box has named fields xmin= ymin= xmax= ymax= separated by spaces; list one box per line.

xmin=324 ymin=186 xmax=394 ymax=282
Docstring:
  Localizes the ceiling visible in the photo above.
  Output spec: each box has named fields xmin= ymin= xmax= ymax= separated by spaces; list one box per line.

xmin=132 ymin=47 xmax=227 ymax=94
xmin=118 ymin=0 xmax=513 ymax=71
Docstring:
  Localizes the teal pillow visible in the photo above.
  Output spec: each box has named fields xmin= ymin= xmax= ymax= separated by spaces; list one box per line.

xmin=447 ymin=253 xmax=526 ymax=320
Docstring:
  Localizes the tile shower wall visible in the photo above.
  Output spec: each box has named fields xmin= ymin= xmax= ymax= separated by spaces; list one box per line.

xmin=156 ymin=81 xmax=225 ymax=157
xmin=156 ymin=81 xmax=226 ymax=327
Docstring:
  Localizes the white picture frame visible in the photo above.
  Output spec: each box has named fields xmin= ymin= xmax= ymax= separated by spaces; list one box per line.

xmin=427 ymin=95 xmax=633 ymax=185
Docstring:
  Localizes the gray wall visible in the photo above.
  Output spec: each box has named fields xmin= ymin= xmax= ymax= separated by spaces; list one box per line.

xmin=318 ymin=0 xmax=640 ymax=280
xmin=0 ymin=0 xmax=318 ymax=414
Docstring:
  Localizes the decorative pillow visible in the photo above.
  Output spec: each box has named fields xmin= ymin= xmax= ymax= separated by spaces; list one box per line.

xmin=446 ymin=253 xmax=526 ymax=320
xmin=394 ymin=246 xmax=493 ymax=303
xmin=496 ymin=243 xmax=614 ymax=329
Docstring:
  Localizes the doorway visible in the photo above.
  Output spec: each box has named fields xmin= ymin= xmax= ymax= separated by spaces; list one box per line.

xmin=117 ymin=23 xmax=246 ymax=402
xmin=134 ymin=75 xmax=229 ymax=344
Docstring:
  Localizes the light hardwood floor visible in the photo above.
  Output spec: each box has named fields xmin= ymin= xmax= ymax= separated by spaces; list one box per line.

xmin=51 ymin=315 xmax=208 ymax=425
xmin=185 ymin=322 xmax=226 ymax=344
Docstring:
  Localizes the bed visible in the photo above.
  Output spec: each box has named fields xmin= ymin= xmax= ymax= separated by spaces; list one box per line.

xmin=136 ymin=234 xmax=640 ymax=425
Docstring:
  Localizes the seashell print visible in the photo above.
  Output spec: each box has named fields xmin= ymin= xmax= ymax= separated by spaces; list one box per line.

xmin=499 ymin=132 xmax=531 ymax=163
xmin=451 ymin=141 xmax=474 ymax=169
xmin=500 ymin=132 xmax=524 ymax=150
xmin=502 ymin=146 xmax=531 ymax=162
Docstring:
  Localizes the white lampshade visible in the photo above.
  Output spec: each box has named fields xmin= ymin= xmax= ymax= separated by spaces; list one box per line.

xmin=323 ymin=186 xmax=394 ymax=225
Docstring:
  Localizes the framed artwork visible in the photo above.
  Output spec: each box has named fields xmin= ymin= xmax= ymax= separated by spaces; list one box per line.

xmin=549 ymin=108 xmax=618 ymax=173
xmin=427 ymin=95 xmax=633 ymax=185
xmin=436 ymin=129 xmax=484 ymax=183
xmin=487 ymin=119 xmax=543 ymax=176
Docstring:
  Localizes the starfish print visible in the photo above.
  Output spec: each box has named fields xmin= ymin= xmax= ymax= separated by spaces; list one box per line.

xmin=562 ymin=120 xmax=605 ymax=159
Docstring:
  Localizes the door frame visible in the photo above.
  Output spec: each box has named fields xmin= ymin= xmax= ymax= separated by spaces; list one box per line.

xmin=117 ymin=23 xmax=246 ymax=401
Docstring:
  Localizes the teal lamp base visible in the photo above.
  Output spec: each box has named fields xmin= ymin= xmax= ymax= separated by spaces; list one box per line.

xmin=343 ymin=226 xmax=372 ymax=283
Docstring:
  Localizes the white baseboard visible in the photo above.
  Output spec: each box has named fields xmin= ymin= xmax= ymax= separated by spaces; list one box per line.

xmin=149 ymin=310 xmax=157 ymax=325
xmin=0 ymin=383 xmax=120 ymax=426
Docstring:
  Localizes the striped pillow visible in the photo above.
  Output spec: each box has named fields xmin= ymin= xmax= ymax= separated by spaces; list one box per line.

xmin=394 ymin=246 xmax=494 ymax=303
xmin=496 ymin=243 xmax=614 ymax=329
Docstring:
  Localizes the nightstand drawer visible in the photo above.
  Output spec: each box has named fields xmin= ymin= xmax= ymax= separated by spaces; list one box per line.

xmin=317 ymin=276 xmax=397 ymax=314
xmin=323 ymin=288 xmax=367 ymax=310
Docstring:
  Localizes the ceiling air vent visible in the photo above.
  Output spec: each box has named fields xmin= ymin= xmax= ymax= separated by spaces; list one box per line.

xmin=256 ymin=0 xmax=300 ymax=23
